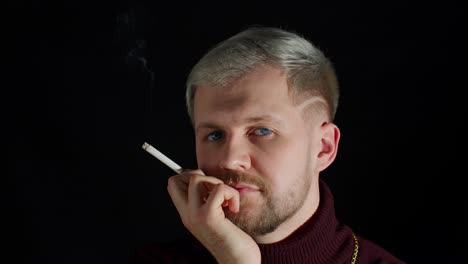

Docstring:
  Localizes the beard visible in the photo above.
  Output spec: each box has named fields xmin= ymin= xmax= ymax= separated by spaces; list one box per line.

xmin=219 ymin=169 xmax=312 ymax=237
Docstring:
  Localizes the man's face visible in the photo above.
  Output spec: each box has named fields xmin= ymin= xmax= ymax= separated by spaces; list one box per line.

xmin=193 ymin=65 xmax=324 ymax=237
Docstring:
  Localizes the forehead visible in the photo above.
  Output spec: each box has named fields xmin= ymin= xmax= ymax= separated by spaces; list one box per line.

xmin=193 ymin=65 xmax=294 ymax=125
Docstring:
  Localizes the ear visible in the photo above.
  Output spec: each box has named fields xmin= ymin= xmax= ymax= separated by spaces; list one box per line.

xmin=316 ymin=122 xmax=340 ymax=172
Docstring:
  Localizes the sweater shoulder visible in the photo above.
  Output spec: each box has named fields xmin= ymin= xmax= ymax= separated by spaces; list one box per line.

xmin=356 ymin=236 xmax=406 ymax=264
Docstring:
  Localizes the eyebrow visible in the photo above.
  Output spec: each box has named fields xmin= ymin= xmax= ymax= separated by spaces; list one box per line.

xmin=196 ymin=114 xmax=286 ymax=132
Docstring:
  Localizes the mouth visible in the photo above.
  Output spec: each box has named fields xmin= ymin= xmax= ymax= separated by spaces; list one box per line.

xmin=229 ymin=183 xmax=260 ymax=195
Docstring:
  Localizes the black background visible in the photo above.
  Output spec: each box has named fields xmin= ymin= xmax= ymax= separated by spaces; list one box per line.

xmin=8 ymin=1 xmax=466 ymax=263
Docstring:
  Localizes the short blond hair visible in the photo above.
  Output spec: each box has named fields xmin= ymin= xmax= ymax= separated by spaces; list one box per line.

xmin=186 ymin=26 xmax=339 ymax=123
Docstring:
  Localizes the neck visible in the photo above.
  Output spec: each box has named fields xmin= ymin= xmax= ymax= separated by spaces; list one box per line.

xmin=254 ymin=178 xmax=320 ymax=244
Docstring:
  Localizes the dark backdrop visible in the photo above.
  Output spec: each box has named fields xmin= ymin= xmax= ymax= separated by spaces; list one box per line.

xmin=8 ymin=1 xmax=466 ymax=263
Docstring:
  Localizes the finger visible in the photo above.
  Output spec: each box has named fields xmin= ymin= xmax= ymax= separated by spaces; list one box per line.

xmin=166 ymin=169 xmax=205 ymax=213
xmin=168 ymin=169 xmax=206 ymax=203
xmin=205 ymin=184 xmax=240 ymax=213
xmin=181 ymin=168 xmax=205 ymax=176
xmin=167 ymin=175 xmax=190 ymax=215
xmin=188 ymin=174 xmax=224 ymax=209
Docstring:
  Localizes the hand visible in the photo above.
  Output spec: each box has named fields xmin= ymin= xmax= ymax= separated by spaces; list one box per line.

xmin=167 ymin=169 xmax=261 ymax=264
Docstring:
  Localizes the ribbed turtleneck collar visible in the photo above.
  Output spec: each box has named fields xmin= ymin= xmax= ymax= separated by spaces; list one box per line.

xmin=257 ymin=180 xmax=355 ymax=264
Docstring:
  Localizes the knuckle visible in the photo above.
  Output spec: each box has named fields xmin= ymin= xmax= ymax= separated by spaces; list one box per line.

xmin=181 ymin=169 xmax=204 ymax=176
xmin=193 ymin=169 xmax=205 ymax=175
xmin=189 ymin=174 xmax=200 ymax=183
xmin=167 ymin=175 xmax=175 ymax=185
xmin=167 ymin=176 xmax=175 ymax=190
xmin=211 ymin=183 xmax=224 ymax=194
xmin=213 ymin=183 xmax=228 ymax=193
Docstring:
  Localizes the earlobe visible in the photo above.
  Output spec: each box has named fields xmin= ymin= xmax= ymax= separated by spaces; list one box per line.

xmin=317 ymin=122 xmax=340 ymax=172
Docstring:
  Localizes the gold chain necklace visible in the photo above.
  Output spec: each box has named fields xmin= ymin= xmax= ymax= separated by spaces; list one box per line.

xmin=351 ymin=233 xmax=359 ymax=264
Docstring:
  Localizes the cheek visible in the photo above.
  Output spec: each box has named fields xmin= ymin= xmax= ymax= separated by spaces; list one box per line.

xmin=196 ymin=143 xmax=218 ymax=171
xmin=254 ymin=137 xmax=311 ymax=185
xmin=195 ymin=145 xmax=207 ymax=167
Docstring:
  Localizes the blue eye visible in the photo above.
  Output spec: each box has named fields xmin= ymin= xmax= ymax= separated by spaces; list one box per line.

xmin=254 ymin=128 xmax=272 ymax=136
xmin=207 ymin=131 xmax=223 ymax=141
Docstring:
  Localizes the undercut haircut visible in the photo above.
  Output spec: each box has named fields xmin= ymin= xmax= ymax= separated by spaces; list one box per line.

xmin=186 ymin=26 xmax=339 ymax=123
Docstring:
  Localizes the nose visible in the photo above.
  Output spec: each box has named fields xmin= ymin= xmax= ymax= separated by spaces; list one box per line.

xmin=218 ymin=135 xmax=252 ymax=172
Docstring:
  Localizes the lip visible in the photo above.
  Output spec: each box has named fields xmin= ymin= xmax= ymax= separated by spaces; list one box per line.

xmin=229 ymin=183 xmax=260 ymax=195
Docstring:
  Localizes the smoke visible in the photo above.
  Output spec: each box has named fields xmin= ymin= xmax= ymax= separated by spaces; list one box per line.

xmin=114 ymin=9 xmax=154 ymax=113
xmin=125 ymin=39 xmax=155 ymax=89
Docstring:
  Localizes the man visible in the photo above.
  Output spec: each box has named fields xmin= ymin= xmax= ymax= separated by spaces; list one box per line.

xmin=131 ymin=26 xmax=405 ymax=263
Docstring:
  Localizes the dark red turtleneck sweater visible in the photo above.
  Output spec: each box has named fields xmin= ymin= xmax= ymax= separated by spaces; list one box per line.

xmin=130 ymin=180 xmax=405 ymax=264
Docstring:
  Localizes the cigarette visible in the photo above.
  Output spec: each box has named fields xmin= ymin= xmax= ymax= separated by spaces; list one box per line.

xmin=142 ymin=142 xmax=183 ymax=174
